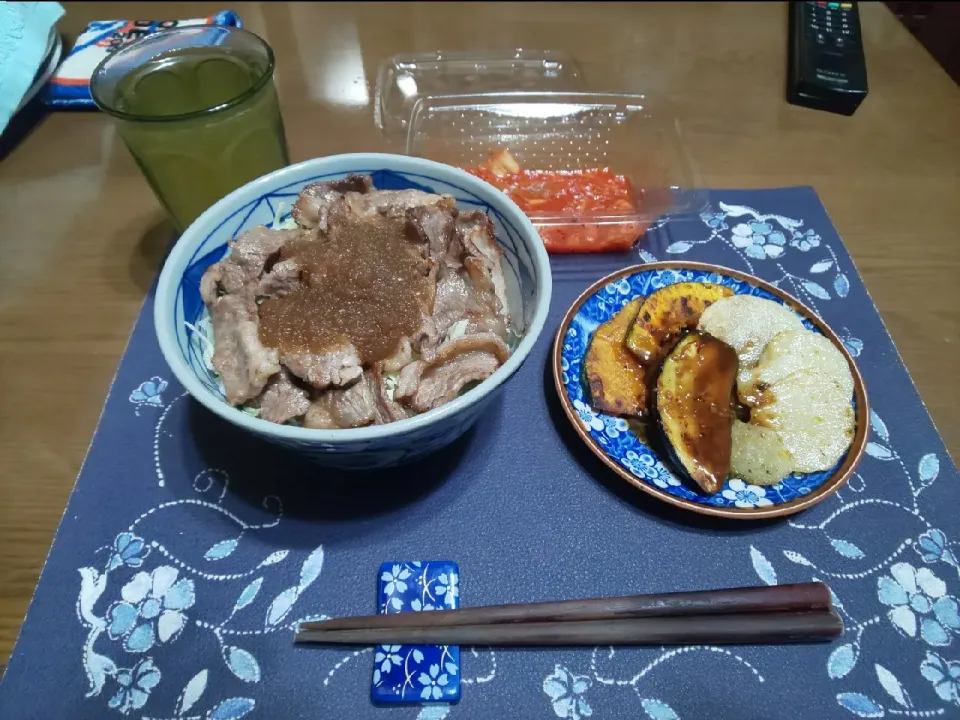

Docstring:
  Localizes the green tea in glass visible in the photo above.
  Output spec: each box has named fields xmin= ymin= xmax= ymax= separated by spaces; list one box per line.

xmin=91 ymin=26 xmax=289 ymax=231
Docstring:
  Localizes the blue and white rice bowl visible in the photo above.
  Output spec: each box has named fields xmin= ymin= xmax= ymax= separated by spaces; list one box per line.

xmin=154 ymin=154 xmax=552 ymax=469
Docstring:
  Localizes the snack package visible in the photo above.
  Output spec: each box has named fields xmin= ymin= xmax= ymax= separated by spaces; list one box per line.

xmin=43 ymin=10 xmax=242 ymax=108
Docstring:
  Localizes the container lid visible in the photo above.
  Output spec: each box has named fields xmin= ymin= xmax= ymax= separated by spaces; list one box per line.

xmin=405 ymin=91 xmax=706 ymax=253
xmin=408 ymin=91 xmax=705 ymax=217
xmin=374 ymin=50 xmax=584 ymax=136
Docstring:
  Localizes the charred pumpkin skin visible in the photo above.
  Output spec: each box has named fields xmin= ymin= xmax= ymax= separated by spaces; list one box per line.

xmin=585 ymin=298 xmax=648 ymax=416
xmin=626 ymin=282 xmax=735 ymax=366
xmin=656 ymin=332 xmax=739 ymax=494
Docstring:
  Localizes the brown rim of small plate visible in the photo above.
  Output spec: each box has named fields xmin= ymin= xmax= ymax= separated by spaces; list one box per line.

xmin=552 ymin=261 xmax=870 ymax=520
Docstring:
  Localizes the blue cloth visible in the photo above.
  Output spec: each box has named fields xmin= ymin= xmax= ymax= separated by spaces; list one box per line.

xmin=0 ymin=187 xmax=958 ymax=720
xmin=0 ymin=2 xmax=63 ymax=132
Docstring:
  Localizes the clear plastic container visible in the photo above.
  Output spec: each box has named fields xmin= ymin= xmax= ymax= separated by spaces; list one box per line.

xmin=406 ymin=91 xmax=706 ymax=253
xmin=374 ymin=51 xmax=583 ymax=136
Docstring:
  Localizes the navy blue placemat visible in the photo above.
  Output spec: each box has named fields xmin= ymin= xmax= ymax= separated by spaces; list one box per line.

xmin=2 ymin=187 xmax=958 ymax=720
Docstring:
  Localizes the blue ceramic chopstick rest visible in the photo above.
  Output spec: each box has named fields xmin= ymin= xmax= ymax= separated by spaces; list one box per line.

xmin=372 ymin=560 xmax=461 ymax=704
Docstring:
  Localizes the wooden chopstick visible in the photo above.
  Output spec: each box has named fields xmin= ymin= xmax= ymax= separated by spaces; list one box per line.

xmin=298 ymin=582 xmax=831 ymax=633
xmin=295 ymin=610 xmax=844 ymax=646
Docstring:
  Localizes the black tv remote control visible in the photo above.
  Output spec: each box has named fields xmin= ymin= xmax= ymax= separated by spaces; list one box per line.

xmin=788 ymin=0 xmax=868 ymax=115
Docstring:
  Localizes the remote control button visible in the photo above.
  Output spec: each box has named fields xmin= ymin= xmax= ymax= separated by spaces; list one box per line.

xmin=817 ymin=32 xmax=826 ymax=44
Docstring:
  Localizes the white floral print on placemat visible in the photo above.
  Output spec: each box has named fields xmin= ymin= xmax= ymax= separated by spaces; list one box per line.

xmin=748 ymin=404 xmax=952 ymax=717
xmin=78 ymin=393 xmax=328 ymax=719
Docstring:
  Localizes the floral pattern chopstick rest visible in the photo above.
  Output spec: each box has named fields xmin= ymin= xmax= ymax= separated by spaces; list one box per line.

xmin=372 ymin=561 xmax=460 ymax=704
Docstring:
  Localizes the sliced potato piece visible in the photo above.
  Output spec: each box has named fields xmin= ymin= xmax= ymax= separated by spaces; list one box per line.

xmin=730 ymin=420 xmax=795 ymax=486
xmin=697 ymin=294 xmax=806 ymax=375
xmin=738 ymin=329 xmax=854 ymax=405
xmin=656 ymin=332 xmax=739 ymax=494
xmin=626 ymin=282 xmax=734 ymax=365
xmin=585 ymin=298 xmax=648 ymax=416
xmin=748 ymin=370 xmax=855 ymax=474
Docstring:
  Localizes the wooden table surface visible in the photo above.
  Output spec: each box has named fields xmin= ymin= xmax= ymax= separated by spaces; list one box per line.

xmin=0 ymin=1 xmax=958 ymax=672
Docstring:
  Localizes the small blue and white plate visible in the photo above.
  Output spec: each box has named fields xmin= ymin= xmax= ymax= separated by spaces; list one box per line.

xmin=552 ymin=261 xmax=869 ymax=520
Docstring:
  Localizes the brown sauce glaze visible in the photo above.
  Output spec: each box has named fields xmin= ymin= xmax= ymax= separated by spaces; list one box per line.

xmin=656 ymin=332 xmax=738 ymax=494
xmin=259 ymin=209 xmax=430 ymax=362
xmin=685 ymin=334 xmax=739 ymax=490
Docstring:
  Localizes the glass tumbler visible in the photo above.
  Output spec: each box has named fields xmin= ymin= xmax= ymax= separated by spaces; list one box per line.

xmin=91 ymin=25 xmax=289 ymax=231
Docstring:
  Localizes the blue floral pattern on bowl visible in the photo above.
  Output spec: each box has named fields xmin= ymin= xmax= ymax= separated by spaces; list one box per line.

xmin=559 ymin=265 xmax=854 ymax=512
